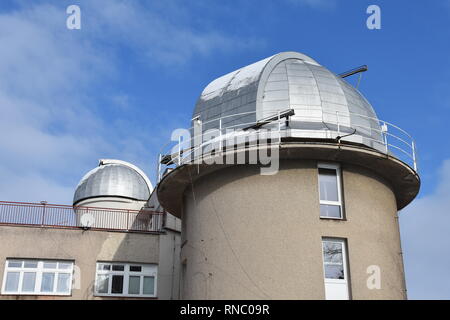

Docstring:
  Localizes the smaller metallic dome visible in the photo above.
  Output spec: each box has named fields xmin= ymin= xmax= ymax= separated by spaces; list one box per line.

xmin=73 ymin=159 xmax=152 ymax=205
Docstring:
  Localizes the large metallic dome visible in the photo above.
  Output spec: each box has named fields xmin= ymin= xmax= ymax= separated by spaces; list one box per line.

xmin=73 ymin=159 xmax=152 ymax=205
xmin=193 ymin=51 xmax=383 ymax=151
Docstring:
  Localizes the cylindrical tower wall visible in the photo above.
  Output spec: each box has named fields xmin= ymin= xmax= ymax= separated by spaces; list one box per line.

xmin=180 ymin=160 xmax=406 ymax=299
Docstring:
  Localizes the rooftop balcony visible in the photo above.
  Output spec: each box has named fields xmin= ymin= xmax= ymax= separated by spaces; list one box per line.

xmin=156 ymin=109 xmax=420 ymax=215
xmin=157 ymin=109 xmax=418 ymax=182
xmin=0 ymin=201 xmax=164 ymax=234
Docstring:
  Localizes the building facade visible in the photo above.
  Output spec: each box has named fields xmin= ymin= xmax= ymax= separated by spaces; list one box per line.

xmin=0 ymin=160 xmax=181 ymax=300
xmin=0 ymin=51 xmax=420 ymax=300
xmin=156 ymin=51 xmax=420 ymax=300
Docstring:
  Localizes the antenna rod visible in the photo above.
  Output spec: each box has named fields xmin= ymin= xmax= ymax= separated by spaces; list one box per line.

xmin=339 ymin=65 xmax=368 ymax=78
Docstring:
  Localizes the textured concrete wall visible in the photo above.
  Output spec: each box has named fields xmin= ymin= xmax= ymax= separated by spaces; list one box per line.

xmin=157 ymin=231 xmax=181 ymax=300
xmin=180 ymin=160 xmax=406 ymax=299
xmin=0 ymin=226 xmax=179 ymax=300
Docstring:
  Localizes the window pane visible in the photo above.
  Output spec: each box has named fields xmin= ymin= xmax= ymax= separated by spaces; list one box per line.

xmin=111 ymin=275 xmax=124 ymax=293
xmin=130 ymin=266 xmax=142 ymax=272
xmin=324 ymin=264 xmax=345 ymax=279
xmin=5 ymin=272 xmax=20 ymax=292
xmin=8 ymin=260 xmax=22 ymax=268
xmin=43 ymin=262 xmax=57 ymax=269
xmin=128 ymin=276 xmax=140 ymax=294
xmin=112 ymin=265 xmax=125 ymax=271
xmin=319 ymin=168 xmax=339 ymax=201
xmin=22 ymin=272 xmax=36 ymax=292
xmin=320 ymin=204 xmax=341 ymax=218
xmin=24 ymin=261 xmax=38 ymax=268
xmin=323 ymin=242 xmax=343 ymax=263
xmin=41 ymin=273 xmax=55 ymax=292
xmin=96 ymin=275 xmax=109 ymax=294
xmin=323 ymin=241 xmax=345 ymax=280
xmin=143 ymin=276 xmax=155 ymax=295
xmin=58 ymin=263 xmax=72 ymax=270
xmin=57 ymin=273 xmax=71 ymax=293
xmin=98 ymin=264 xmax=110 ymax=271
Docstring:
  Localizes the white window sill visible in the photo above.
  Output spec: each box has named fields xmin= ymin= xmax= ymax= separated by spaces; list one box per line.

xmin=1 ymin=292 xmax=71 ymax=296
xmin=320 ymin=216 xmax=344 ymax=220
xmin=93 ymin=293 xmax=157 ymax=298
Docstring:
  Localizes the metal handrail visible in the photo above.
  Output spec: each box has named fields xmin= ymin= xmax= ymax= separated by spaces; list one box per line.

xmin=157 ymin=109 xmax=418 ymax=180
xmin=0 ymin=201 xmax=164 ymax=233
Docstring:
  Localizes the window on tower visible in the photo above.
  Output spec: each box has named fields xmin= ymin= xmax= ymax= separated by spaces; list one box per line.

xmin=322 ymin=238 xmax=350 ymax=300
xmin=318 ymin=163 xmax=344 ymax=219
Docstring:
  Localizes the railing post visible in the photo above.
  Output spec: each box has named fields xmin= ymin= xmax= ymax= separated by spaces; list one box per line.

xmin=382 ymin=121 xmax=388 ymax=154
xmin=178 ymin=135 xmax=182 ymax=165
xmin=219 ymin=118 xmax=222 ymax=153
xmin=336 ymin=111 xmax=340 ymax=138
xmin=278 ymin=111 xmax=281 ymax=145
xmin=412 ymin=140 xmax=417 ymax=172
xmin=40 ymin=201 xmax=47 ymax=227
xmin=157 ymin=154 xmax=162 ymax=183
xmin=126 ymin=210 xmax=130 ymax=231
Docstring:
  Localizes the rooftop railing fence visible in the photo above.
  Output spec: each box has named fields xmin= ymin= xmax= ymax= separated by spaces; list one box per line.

xmin=157 ymin=109 xmax=417 ymax=182
xmin=0 ymin=201 xmax=164 ymax=233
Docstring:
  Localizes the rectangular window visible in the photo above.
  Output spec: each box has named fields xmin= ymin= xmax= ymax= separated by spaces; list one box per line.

xmin=94 ymin=263 xmax=157 ymax=297
xmin=1 ymin=259 xmax=74 ymax=296
xmin=322 ymin=240 xmax=345 ymax=280
xmin=322 ymin=238 xmax=350 ymax=300
xmin=56 ymin=273 xmax=71 ymax=293
xmin=111 ymin=275 xmax=124 ymax=293
xmin=318 ymin=163 xmax=344 ymax=219
xmin=128 ymin=276 xmax=140 ymax=294
xmin=40 ymin=273 xmax=55 ymax=292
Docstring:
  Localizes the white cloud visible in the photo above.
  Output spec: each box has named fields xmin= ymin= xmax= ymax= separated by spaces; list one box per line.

xmin=0 ymin=1 xmax=262 ymax=204
xmin=0 ymin=166 xmax=74 ymax=204
xmin=400 ymin=159 xmax=450 ymax=299
xmin=0 ymin=5 xmax=109 ymax=204
xmin=82 ymin=0 xmax=263 ymax=66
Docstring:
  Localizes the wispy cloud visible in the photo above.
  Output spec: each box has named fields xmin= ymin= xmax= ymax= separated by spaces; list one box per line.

xmin=400 ymin=159 xmax=450 ymax=299
xmin=0 ymin=1 xmax=263 ymax=204
xmin=82 ymin=0 xmax=264 ymax=66
xmin=0 ymin=4 xmax=107 ymax=204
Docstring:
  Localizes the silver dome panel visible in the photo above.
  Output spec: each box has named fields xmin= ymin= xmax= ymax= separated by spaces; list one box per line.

xmin=73 ymin=163 xmax=151 ymax=205
xmin=192 ymin=51 xmax=383 ymax=149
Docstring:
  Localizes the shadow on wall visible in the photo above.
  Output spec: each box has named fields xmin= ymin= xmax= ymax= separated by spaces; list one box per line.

xmin=108 ymin=219 xmax=181 ymax=300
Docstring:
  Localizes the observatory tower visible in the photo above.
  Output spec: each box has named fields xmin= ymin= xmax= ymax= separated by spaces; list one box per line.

xmin=157 ymin=52 xmax=420 ymax=299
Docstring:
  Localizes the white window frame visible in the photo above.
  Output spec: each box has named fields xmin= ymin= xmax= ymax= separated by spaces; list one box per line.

xmin=321 ymin=238 xmax=349 ymax=283
xmin=94 ymin=262 xmax=157 ymax=298
xmin=322 ymin=238 xmax=350 ymax=300
xmin=318 ymin=162 xmax=344 ymax=219
xmin=1 ymin=259 xmax=74 ymax=296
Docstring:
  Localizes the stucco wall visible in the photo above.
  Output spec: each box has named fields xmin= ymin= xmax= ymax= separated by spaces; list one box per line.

xmin=180 ymin=160 xmax=406 ymax=299
xmin=0 ymin=226 xmax=179 ymax=300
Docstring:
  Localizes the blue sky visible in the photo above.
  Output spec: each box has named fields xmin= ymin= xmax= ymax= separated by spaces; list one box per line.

xmin=0 ymin=0 xmax=449 ymax=299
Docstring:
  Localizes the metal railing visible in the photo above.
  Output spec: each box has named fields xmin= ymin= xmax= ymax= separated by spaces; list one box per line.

xmin=157 ymin=108 xmax=418 ymax=181
xmin=0 ymin=201 xmax=164 ymax=233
